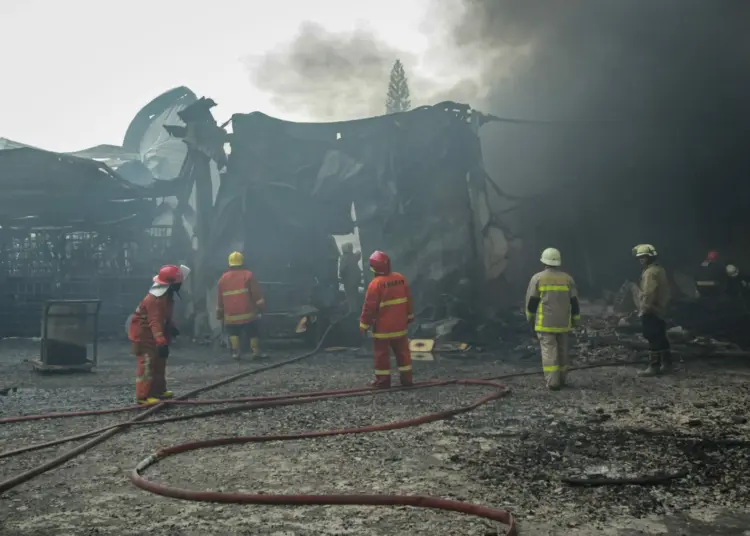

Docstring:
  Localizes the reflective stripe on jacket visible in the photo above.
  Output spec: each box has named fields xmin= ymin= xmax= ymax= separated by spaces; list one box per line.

xmin=525 ymin=268 xmax=578 ymax=333
xmin=695 ymin=260 xmax=725 ymax=288
xmin=360 ymin=271 xmax=413 ymax=339
xmin=217 ymin=268 xmax=265 ymax=325
xmin=639 ymin=263 xmax=670 ymax=319
xmin=128 ymin=293 xmax=173 ymax=346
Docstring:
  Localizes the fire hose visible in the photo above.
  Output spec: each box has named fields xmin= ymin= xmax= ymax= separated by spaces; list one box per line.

xmin=0 ymin=321 xmax=650 ymax=535
xmin=0 ymin=320 xmax=347 ymax=495
xmin=130 ymin=378 xmax=518 ymax=534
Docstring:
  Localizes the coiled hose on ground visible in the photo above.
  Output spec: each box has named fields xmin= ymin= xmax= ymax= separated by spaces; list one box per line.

xmin=0 ymin=320 xmax=650 ymax=534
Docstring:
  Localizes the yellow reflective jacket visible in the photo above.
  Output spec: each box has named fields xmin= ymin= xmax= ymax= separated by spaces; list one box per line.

xmin=525 ymin=268 xmax=579 ymax=333
xmin=639 ymin=263 xmax=670 ymax=318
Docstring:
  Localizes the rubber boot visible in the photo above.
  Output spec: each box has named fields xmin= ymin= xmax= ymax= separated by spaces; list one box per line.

xmin=137 ymin=397 xmax=160 ymax=405
xmin=159 ymin=391 xmax=174 ymax=399
xmin=638 ymin=351 xmax=661 ymax=377
xmin=250 ymin=338 xmax=266 ymax=359
xmin=229 ymin=336 xmax=241 ymax=360
xmin=370 ymin=377 xmax=391 ymax=389
xmin=659 ymin=350 xmax=674 ymax=375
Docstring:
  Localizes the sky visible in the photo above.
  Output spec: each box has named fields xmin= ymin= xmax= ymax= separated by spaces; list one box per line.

xmin=0 ymin=0 xmax=442 ymax=152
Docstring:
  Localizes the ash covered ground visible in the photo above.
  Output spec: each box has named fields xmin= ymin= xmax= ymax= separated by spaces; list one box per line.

xmin=2 ymin=326 xmax=750 ymax=535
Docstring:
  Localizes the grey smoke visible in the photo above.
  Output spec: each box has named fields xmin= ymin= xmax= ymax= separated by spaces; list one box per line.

xmin=246 ymin=22 xmax=420 ymax=120
xmin=440 ymin=0 xmax=750 ymax=194
xmin=437 ymin=0 xmax=750 ymax=281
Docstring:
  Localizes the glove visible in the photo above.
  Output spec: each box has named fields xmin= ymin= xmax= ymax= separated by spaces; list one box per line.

xmin=158 ymin=345 xmax=170 ymax=359
xmin=155 ymin=337 xmax=168 ymax=348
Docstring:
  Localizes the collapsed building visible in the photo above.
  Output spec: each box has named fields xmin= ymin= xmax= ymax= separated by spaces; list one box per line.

xmin=0 ymin=88 xmax=520 ymax=342
xmin=0 ymin=88 xmax=203 ymax=337
xmin=166 ymin=97 xmax=520 ymax=340
xmin=3 ymin=80 xmax=747 ymax=348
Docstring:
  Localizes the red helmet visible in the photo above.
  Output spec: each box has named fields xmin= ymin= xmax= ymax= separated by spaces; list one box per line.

xmin=153 ymin=265 xmax=184 ymax=285
xmin=706 ymin=250 xmax=719 ymax=262
xmin=369 ymin=251 xmax=391 ymax=275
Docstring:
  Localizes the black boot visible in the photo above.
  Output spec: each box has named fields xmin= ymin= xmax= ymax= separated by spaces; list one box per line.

xmin=659 ymin=350 xmax=673 ymax=374
xmin=638 ymin=351 xmax=661 ymax=377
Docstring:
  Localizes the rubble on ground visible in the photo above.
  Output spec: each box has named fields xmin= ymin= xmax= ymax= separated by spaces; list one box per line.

xmin=1 ymin=314 xmax=750 ymax=535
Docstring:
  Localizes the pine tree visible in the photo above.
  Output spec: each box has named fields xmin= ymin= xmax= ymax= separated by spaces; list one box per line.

xmin=385 ymin=60 xmax=412 ymax=114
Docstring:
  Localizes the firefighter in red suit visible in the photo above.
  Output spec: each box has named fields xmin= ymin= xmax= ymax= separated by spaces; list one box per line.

xmin=359 ymin=251 xmax=414 ymax=388
xmin=128 ymin=264 xmax=190 ymax=405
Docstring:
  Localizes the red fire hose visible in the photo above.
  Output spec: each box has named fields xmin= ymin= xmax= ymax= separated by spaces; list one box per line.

xmin=0 ymin=307 xmax=645 ymax=535
xmin=0 ymin=381 xmax=471 ymax=459
xmin=130 ymin=378 xmax=518 ymax=535
xmin=0 ymin=329 xmax=340 ymax=494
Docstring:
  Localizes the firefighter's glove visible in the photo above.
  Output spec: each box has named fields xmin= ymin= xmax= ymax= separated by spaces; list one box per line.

xmin=155 ymin=337 xmax=168 ymax=348
xmin=158 ymin=345 xmax=170 ymax=359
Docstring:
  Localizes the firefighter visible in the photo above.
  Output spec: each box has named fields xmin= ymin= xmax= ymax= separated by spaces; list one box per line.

xmin=725 ymin=264 xmax=750 ymax=315
xmin=359 ymin=250 xmax=414 ymax=388
xmin=217 ymin=251 xmax=266 ymax=359
xmin=695 ymin=250 xmax=726 ymax=298
xmin=525 ymin=248 xmax=581 ymax=391
xmin=725 ymin=264 xmax=750 ymax=295
xmin=128 ymin=264 xmax=189 ymax=405
xmin=339 ymin=242 xmax=362 ymax=313
xmin=633 ymin=244 xmax=672 ymax=376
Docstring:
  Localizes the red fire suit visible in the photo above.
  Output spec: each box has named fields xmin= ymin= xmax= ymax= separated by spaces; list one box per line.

xmin=128 ymin=291 xmax=175 ymax=401
xmin=217 ymin=268 xmax=265 ymax=356
xmin=359 ymin=271 xmax=414 ymax=388
xmin=217 ymin=268 xmax=265 ymax=325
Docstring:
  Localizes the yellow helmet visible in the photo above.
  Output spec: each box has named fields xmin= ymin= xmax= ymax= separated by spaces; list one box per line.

xmin=228 ymin=251 xmax=244 ymax=267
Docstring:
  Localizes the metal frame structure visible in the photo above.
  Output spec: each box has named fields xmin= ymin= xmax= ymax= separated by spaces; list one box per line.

xmin=30 ymin=299 xmax=102 ymax=373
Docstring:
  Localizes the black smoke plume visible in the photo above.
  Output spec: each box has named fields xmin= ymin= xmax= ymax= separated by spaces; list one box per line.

xmin=441 ymin=0 xmax=750 ymax=284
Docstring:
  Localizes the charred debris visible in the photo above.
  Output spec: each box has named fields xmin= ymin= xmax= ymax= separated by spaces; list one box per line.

xmin=0 ymin=86 xmax=746 ymax=351
xmin=0 ymin=89 xmax=525 ymax=346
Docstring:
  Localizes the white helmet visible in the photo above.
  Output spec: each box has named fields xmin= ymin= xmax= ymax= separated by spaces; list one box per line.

xmin=540 ymin=247 xmax=562 ymax=267
xmin=632 ymin=244 xmax=657 ymax=258
xmin=726 ymin=264 xmax=739 ymax=277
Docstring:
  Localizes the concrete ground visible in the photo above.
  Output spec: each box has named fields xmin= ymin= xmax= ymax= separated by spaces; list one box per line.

xmin=1 ymin=334 xmax=750 ymax=535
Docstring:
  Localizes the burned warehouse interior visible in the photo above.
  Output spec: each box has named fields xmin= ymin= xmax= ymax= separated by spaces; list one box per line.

xmin=2 ymin=1 xmax=750 ymax=534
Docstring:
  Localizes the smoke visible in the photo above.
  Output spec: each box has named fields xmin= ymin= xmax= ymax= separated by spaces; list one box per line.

xmin=437 ymin=0 xmax=750 ymax=282
xmin=444 ymin=3 xmax=750 ymax=190
xmin=246 ymin=23 xmax=418 ymax=121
